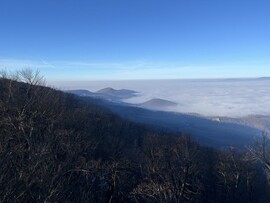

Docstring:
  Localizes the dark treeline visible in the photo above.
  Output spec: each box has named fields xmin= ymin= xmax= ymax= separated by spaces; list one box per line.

xmin=1 ymin=69 xmax=270 ymax=202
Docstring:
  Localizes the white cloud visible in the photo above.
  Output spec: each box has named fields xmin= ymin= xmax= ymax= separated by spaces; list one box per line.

xmin=52 ymin=79 xmax=270 ymax=117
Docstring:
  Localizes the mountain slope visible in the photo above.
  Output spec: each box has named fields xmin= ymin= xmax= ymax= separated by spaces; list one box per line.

xmin=82 ymin=96 xmax=261 ymax=148
xmin=0 ymin=78 xmax=151 ymax=202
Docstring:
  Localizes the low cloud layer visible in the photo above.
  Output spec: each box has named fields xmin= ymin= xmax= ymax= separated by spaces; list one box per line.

xmin=52 ymin=78 xmax=270 ymax=118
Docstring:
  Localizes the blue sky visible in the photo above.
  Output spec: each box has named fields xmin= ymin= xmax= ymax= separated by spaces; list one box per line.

xmin=0 ymin=0 xmax=269 ymax=80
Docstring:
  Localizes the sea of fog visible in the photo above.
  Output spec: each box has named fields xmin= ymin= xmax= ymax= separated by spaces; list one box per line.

xmin=51 ymin=78 xmax=270 ymax=118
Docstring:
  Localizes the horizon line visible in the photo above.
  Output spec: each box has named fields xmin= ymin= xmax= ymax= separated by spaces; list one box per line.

xmin=48 ymin=76 xmax=270 ymax=82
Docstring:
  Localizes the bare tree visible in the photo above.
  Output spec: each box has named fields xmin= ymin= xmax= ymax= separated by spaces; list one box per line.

xmin=249 ymin=132 xmax=270 ymax=180
xmin=132 ymin=134 xmax=202 ymax=203
xmin=17 ymin=68 xmax=45 ymax=86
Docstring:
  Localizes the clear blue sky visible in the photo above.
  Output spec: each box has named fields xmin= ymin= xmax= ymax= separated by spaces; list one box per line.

xmin=0 ymin=0 xmax=269 ymax=80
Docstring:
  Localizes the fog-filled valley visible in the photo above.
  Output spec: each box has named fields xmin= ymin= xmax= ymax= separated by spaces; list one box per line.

xmin=54 ymin=78 xmax=270 ymax=117
xmin=55 ymin=78 xmax=270 ymax=138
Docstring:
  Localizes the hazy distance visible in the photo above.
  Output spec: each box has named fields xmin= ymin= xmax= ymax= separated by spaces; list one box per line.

xmin=51 ymin=78 xmax=270 ymax=118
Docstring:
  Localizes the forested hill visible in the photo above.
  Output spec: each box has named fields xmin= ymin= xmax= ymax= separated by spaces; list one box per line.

xmin=1 ymin=71 xmax=270 ymax=202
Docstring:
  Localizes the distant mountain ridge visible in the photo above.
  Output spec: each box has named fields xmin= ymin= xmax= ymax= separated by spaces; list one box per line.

xmin=66 ymin=87 xmax=138 ymax=102
xmin=96 ymin=87 xmax=138 ymax=99
xmin=67 ymin=88 xmax=179 ymax=111
xmin=257 ymin=77 xmax=270 ymax=80
xmin=96 ymin=87 xmax=115 ymax=93
xmin=139 ymin=98 xmax=177 ymax=109
xmin=66 ymin=89 xmax=94 ymax=96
